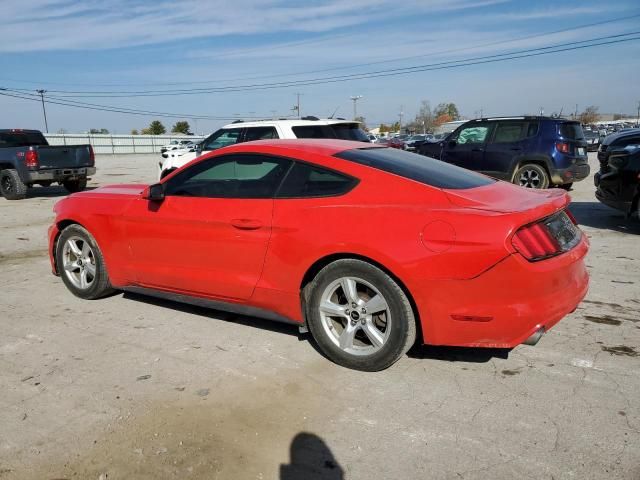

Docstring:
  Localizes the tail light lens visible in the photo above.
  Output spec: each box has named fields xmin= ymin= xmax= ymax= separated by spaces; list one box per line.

xmin=512 ymin=210 xmax=581 ymax=261
xmin=88 ymin=145 xmax=95 ymax=166
xmin=556 ymin=142 xmax=570 ymax=154
xmin=25 ymin=150 xmax=39 ymax=169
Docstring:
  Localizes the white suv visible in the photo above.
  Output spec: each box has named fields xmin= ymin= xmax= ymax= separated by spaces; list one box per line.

xmin=158 ymin=117 xmax=369 ymax=179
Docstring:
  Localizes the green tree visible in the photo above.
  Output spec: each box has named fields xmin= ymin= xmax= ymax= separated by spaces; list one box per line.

xmin=89 ymin=128 xmax=109 ymax=134
xmin=171 ymin=121 xmax=191 ymax=135
xmin=147 ymin=120 xmax=166 ymax=135
xmin=434 ymin=103 xmax=460 ymax=121
xmin=131 ymin=129 xmax=139 ymax=135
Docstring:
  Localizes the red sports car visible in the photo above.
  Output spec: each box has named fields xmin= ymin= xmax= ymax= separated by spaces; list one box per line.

xmin=48 ymin=140 xmax=589 ymax=371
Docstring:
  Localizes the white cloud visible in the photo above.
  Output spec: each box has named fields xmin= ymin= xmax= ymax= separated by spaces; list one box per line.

xmin=0 ymin=0 xmax=510 ymax=52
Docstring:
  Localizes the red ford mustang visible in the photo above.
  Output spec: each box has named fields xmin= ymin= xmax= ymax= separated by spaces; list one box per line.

xmin=48 ymin=140 xmax=589 ymax=371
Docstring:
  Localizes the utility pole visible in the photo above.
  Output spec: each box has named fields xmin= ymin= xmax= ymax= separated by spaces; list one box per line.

xmin=292 ymin=93 xmax=302 ymax=119
xmin=574 ymin=103 xmax=578 ymax=120
xmin=636 ymin=100 xmax=640 ymax=127
xmin=37 ymin=89 xmax=49 ymax=133
xmin=350 ymin=95 xmax=363 ymax=120
xmin=398 ymin=106 xmax=404 ymax=134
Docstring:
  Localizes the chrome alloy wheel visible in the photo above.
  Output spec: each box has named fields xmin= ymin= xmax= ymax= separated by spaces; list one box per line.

xmin=62 ymin=236 xmax=96 ymax=290
xmin=318 ymin=276 xmax=392 ymax=356
xmin=519 ymin=168 xmax=542 ymax=188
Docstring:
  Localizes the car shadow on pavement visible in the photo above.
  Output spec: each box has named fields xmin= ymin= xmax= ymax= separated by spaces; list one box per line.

xmin=280 ymin=432 xmax=344 ymax=480
xmin=121 ymin=291 xmax=300 ymax=337
xmin=568 ymin=201 xmax=640 ymax=234
xmin=407 ymin=344 xmax=510 ymax=363
xmin=25 ymin=185 xmax=98 ymax=199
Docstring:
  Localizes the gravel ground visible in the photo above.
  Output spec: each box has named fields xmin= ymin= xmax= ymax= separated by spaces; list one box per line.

xmin=0 ymin=152 xmax=638 ymax=480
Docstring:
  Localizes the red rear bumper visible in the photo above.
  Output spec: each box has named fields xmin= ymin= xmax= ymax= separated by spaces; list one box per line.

xmin=415 ymin=235 xmax=589 ymax=348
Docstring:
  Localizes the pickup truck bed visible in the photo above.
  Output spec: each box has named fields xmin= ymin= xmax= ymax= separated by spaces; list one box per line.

xmin=0 ymin=129 xmax=95 ymax=200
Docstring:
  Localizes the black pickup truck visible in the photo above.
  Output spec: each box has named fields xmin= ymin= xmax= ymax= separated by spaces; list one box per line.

xmin=0 ymin=129 xmax=95 ymax=200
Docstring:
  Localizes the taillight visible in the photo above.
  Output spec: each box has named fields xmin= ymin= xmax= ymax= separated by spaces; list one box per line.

xmin=512 ymin=223 xmax=560 ymax=260
xmin=88 ymin=145 xmax=95 ymax=166
xmin=556 ymin=142 xmax=570 ymax=154
xmin=512 ymin=210 xmax=581 ymax=262
xmin=25 ymin=150 xmax=39 ymax=169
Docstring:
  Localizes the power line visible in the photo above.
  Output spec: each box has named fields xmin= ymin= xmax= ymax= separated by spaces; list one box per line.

xmin=0 ymin=90 xmax=290 ymax=120
xmin=12 ymin=31 xmax=638 ymax=98
xmin=1 ymin=12 xmax=638 ymax=89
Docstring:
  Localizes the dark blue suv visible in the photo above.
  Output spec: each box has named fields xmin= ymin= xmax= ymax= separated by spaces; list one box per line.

xmin=419 ymin=117 xmax=590 ymax=189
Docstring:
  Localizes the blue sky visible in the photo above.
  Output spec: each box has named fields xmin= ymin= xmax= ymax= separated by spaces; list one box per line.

xmin=1 ymin=0 xmax=639 ymax=134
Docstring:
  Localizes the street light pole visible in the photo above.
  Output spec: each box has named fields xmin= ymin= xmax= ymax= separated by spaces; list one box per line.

xmin=350 ymin=95 xmax=362 ymax=120
xmin=37 ymin=89 xmax=49 ymax=133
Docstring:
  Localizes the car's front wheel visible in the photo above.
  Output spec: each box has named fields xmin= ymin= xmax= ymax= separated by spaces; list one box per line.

xmin=305 ymin=259 xmax=416 ymax=371
xmin=55 ymin=224 xmax=114 ymax=299
xmin=514 ymin=163 xmax=549 ymax=189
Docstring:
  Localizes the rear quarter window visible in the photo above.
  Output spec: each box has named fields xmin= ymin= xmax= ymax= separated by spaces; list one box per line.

xmin=0 ymin=131 xmax=48 ymax=147
xmin=335 ymin=147 xmax=494 ymax=189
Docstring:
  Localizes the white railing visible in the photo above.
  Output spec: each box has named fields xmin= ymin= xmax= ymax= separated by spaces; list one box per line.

xmin=44 ymin=134 xmax=206 ymax=155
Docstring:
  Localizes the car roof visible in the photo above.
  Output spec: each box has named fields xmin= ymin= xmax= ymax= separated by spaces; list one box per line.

xmin=217 ymin=139 xmax=382 ymax=157
xmin=221 ymin=118 xmax=360 ymax=129
xmin=603 ymin=128 xmax=640 ymax=144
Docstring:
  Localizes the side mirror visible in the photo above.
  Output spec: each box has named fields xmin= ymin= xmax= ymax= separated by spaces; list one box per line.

xmin=142 ymin=183 xmax=165 ymax=202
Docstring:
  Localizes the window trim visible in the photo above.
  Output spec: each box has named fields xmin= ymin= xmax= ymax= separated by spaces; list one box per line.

xmin=274 ymin=159 xmax=360 ymax=199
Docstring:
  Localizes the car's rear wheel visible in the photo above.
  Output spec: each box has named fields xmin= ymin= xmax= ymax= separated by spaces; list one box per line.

xmin=63 ymin=179 xmax=87 ymax=193
xmin=305 ymin=259 xmax=416 ymax=371
xmin=0 ymin=169 xmax=28 ymax=200
xmin=55 ymin=224 xmax=114 ymax=299
xmin=514 ymin=164 xmax=549 ymax=189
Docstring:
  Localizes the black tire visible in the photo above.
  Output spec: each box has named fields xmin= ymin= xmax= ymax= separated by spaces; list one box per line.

xmin=560 ymin=183 xmax=573 ymax=191
xmin=63 ymin=179 xmax=87 ymax=193
xmin=513 ymin=163 xmax=550 ymax=189
xmin=305 ymin=259 xmax=416 ymax=371
xmin=0 ymin=169 xmax=28 ymax=200
xmin=55 ymin=224 xmax=114 ymax=300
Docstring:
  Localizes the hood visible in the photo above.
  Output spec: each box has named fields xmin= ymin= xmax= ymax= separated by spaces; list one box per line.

xmin=444 ymin=181 xmax=569 ymax=216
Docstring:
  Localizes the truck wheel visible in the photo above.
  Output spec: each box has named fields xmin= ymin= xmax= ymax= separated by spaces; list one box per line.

xmin=55 ymin=224 xmax=114 ymax=300
xmin=63 ymin=179 xmax=87 ymax=193
xmin=513 ymin=164 xmax=549 ymax=189
xmin=0 ymin=169 xmax=28 ymax=200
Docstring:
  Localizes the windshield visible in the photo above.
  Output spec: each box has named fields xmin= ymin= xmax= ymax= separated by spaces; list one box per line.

xmin=335 ymin=147 xmax=494 ymax=189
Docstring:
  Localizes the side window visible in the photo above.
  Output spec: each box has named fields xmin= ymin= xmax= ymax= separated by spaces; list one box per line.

xmin=292 ymin=125 xmax=332 ymax=139
xmin=456 ymin=125 xmax=490 ymax=144
xmin=201 ymin=128 xmax=243 ymax=151
xmin=244 ymin=127 xmax=279 ymax=142
xmin=619 ymin=136 xmax=640 ymax=148
xmin=276 ymin=162 xmax=357 ymax=198
xmin=492 ymin=122 xmax=526 ymax=143
xmin=164 ymin=154 xmax=292 ymax=199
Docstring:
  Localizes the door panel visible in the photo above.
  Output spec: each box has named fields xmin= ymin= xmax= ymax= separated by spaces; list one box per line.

xmin=442 ymin=123 xmax=492 ymax=170
xmin=123 ymin=196 xmax=273 ymax=300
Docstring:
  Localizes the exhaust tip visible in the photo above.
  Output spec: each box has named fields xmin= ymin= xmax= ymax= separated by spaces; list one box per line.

xmin=523 ymin=327 xmax=545 ymax=346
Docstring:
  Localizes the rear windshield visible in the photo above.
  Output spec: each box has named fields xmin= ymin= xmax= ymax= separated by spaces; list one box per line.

xmin=335 ymin=147 xmax=494 ymax=189
xmin=0 ymin=131 xmax=48 ymax=148
xmin=292 ymin=123 xmax=369 ymax=142
xmin=558 ymin=122 xmax=585 ymax=140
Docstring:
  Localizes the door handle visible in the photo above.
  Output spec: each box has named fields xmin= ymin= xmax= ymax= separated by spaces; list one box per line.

xmin=472 ymin=148 xmax=484 ymax=152
xmin=510 ymin=147 xmax=522 ymax=151
xmin=231 ymin=219 xmax=262 ymax=230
